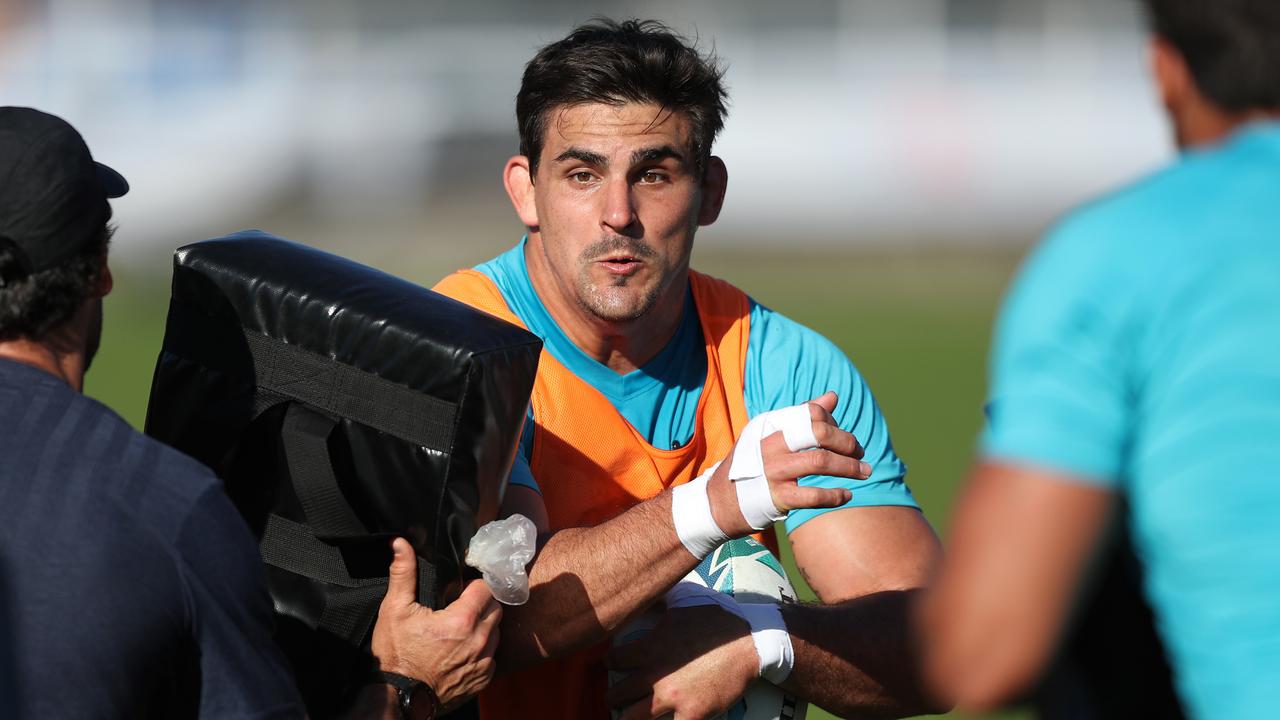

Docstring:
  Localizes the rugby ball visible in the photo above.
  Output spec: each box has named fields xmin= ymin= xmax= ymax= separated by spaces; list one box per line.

xmin=611 ymin=537 xmax=808 ymax=720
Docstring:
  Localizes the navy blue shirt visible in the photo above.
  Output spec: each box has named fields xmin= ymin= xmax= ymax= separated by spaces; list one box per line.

xmin=0 ymin=358 xmax=302 ymax=719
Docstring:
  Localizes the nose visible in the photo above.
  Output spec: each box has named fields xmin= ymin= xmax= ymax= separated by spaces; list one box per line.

xmin=600 ymin=176 xmax=637 ymax=235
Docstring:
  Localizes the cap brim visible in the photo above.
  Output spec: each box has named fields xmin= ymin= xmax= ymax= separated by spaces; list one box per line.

xmin=96 ymin=162 xmax=129 ymax=198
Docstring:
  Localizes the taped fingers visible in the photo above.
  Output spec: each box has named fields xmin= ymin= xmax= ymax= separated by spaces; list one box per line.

xmin=729 ymin=403 xmax=825 ymax=530
xmin=774 ymin=403 xmax=819 ymax=453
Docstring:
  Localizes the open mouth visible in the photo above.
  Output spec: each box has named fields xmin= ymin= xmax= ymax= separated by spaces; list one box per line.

xmin=598 ymin=256 xmax=643 ymax=274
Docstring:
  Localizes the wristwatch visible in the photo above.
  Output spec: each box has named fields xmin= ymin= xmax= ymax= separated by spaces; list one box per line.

xmin=381 ymin=671 xmax=440 ymax=720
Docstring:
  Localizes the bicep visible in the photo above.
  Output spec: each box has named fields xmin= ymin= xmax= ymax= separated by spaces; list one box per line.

xmin=744 ymin=302 xmax=918 ymax=531
xmin=922 ymin=461 xmax=1116 ymax=709
xmin=789 ymin=505 xmax=940 ymax=603
xmin=501 ymin=484 xmax=550 ymax=534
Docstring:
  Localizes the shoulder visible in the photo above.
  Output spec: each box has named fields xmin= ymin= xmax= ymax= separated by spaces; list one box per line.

xmin=749 ymin=301 xmax=845 ymax=358
xmin=433 ymin=267 xmax=503 ymax=304
xmin=1002 ymin=159 xmax=1200 ymax=329
xmin=1034 ymin=144 xmax=1243 ymax=270
xmin=746 ymin=300 xmax=860 ymax=399
xmin=87 ymin=415 xmax=229 ymax=547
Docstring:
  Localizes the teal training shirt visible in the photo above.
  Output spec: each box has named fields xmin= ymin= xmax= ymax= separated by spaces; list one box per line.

xmin=477 ymin=239 xmax=916 ymax=534
xmin=984 ymin=122 xmax=1280 ymax=719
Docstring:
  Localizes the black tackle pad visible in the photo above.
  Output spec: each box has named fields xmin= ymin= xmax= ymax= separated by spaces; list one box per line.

xmin=144 ymin=230 xmax=540 ymax=716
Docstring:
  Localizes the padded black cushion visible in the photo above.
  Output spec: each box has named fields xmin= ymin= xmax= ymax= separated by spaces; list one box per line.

xmin=145 ymin=230 xmax=540 ymax=715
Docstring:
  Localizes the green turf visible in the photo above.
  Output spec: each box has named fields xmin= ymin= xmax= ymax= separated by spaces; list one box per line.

xmin=85 ymin=246 xmax=1030 ymax=720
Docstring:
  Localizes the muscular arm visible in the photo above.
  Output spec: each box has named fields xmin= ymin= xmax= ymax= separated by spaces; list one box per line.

xmin=779 ymin=505 xmax=944 ymax=717
xmin=495 ymin=396 xmax=868 ymax=671
xmin=919 ymin=461 xmax=1115 ymax=711
xmin=494 ymin=486 xmax=698 ymax=669
xmin=607 ymin=505 xmax=948 ymax=719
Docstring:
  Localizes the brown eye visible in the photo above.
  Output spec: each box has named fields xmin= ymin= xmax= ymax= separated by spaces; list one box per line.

xmin=640 ymin=171 xmax=665 ymax=184
xmin=572 ymin=171 xmax=594 ymax=183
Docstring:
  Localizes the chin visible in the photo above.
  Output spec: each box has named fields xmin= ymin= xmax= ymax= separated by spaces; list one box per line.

xmin=580 ymin=292 xmax=654 ymax=323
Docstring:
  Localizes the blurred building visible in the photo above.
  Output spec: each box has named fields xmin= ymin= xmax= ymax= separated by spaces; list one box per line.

xmin=0 ymin=0 xmax=1170 ymax=264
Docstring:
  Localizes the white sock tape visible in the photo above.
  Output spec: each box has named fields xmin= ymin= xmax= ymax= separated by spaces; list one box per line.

xmin=729 ymin=403 xmax=820 ymax=530
xmin=665 ymin=583 xmax=794 ymax=684
xmin=741 ymin=603 xmax=795 ymax=685
xmin=670 ymin=464 xmax=727 ymax=558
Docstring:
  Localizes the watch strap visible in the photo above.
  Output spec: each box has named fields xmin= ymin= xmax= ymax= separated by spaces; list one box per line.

xmin=380 ymin=671 xmax=439 ymax=720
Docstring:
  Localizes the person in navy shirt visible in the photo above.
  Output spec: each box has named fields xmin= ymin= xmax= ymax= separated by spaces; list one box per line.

xmin=0 ymin=106 xmax=500 ymax=720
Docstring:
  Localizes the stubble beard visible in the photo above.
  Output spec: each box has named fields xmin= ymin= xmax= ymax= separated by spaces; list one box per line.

xmin=573 ymin=236 xmax=663 ymax=323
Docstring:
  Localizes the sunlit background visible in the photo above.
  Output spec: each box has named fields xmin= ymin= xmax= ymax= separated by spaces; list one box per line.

xmin=2 ymin=2 xmax=1172 ymax=718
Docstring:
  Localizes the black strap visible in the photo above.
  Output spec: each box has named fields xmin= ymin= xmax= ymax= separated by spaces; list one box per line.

xmin=161 ymin=300 xmax=460 ymax=453
xmin=260 ymin=514 xmax=375 ymax=588
xmin=241 ymin=328 xmax=457 ymax=453
xmin=281 ymin=403 xmax=368 ymax=540
xmin=260 ymin=514 xmax=439 ymax=642
xmin=320 ymin=583 xmax=387 ymax=645
xmin=261 ymin=513 xmax=437 ymax=603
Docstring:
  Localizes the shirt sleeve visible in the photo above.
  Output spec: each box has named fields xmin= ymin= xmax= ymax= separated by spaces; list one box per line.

xmin=507 ymin=408 xmax=541 ymax=494
xmin=982 ymin=215 xmax=1135 ymax=487
xmin=177 ymin=484 xmax=305 ymax=719
xmin=743 ymin=301 xmax=918 ymax=534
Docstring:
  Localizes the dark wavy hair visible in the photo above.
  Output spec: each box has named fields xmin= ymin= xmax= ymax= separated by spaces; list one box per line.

xmin=0 ymin=224 xmax=112 ymax=341
xmin=1144 ymin=0 xmax=1280 ymax=111
xmin=516 ymin=18 xmax=729 ymax=176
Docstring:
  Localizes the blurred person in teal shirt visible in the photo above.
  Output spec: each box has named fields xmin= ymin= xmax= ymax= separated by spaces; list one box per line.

xmin=921 ymin=1 xmax=1280 ymax=717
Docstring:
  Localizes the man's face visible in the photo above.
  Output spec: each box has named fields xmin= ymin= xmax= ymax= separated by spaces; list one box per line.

xmin=525 ymin=102 xmax=711 ymax=324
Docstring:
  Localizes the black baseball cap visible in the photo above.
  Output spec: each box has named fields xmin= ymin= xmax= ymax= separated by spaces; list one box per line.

xmin=0 ymin=106 xmax=129 ymax=274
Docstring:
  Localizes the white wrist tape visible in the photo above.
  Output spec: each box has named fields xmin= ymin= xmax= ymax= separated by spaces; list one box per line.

xmin=729 ymin=404 xmax=820 ymax=530
xmin=740 ymin=603 xmax=795 ymax=684
xmin=665 ymin=582 xmax=795 ymax=684
xmin=670 ymin=463 xmax=727 ymax=558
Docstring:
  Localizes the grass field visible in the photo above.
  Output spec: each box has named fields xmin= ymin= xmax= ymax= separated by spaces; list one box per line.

xmin=85 ymin=245 xmax=1030 ymax=720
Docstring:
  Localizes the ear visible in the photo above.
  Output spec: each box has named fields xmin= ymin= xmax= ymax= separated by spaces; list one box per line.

xmin=97 ymin=252 xmax=113 ymax=297
xmin=503 ymin=155 xmax=539 ymax=229
xmin=1150 ymin=35 xmax=1191 ymax=114
xmin=696 ymin=156 xmax=728 ymax=227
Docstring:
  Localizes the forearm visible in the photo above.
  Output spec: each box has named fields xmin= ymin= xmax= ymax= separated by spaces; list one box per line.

xmin=496 ymin=490 xmax=700 ymax=670
xmin=781 ymin=590 xmax=948 ymax=718
xmin=496 ymin=399 xmax=864 ymax=673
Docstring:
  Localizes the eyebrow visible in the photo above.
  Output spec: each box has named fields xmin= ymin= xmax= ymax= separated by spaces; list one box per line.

xmin=553 ymin=148 xmax=608 ymax=166
xmin=632 ymin=145 xmax=685 ymax=166
xmin=551 ymin=145 xmax=687 ymax=168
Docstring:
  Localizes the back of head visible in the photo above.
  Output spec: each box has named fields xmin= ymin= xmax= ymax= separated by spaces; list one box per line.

xmin=0 ymin=107 xmax=126 ymax=342
xmin=1144 ymin=0 xmax=1280 ymax=112
xmin=0 ymin=230 xmax=112 ymax=342
xmin=516 ymin=18 xmax=729 ymax=175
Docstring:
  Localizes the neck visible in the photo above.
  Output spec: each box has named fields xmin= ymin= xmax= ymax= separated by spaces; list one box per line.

xmin=0 ymin=335 xmax=86 ymax=391
xmin=1175 ymin=104 xmax=1280 ymax=149
xmin=524 ymin=242 xmax=687 ymax=375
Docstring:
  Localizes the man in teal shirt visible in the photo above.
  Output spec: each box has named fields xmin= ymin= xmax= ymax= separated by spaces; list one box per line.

xmin=922 ymin=1 xmax=1280 ymax=717
xmin=476 ymin=239 xmax=917 ymax=533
